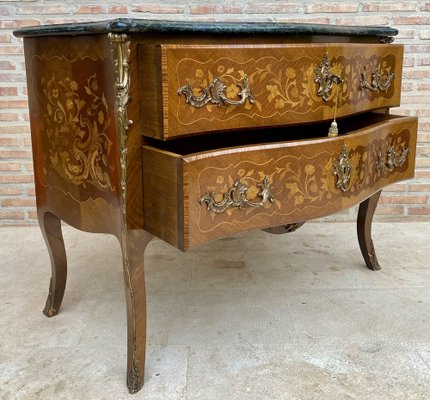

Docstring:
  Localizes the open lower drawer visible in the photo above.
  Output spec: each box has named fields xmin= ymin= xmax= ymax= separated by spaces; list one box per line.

xmin=142 ymin=113 xmax=417 ymax=250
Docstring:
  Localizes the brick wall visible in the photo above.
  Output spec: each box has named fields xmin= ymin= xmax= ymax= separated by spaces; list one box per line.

xmin=0 ymin=1 xmax=429 ymax=224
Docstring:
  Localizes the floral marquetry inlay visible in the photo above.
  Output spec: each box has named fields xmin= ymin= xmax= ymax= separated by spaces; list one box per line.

xmin=194 ymin=126 xmax=411 ymax=233
xmin=40 ymin=72 xmax=115 ymax=191
xmin=170 ymin=45 xmax=399 ymax=130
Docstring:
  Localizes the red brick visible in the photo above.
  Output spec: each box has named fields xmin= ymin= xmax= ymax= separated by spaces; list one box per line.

xmin=26 ymin=187 xmax=35 ymax=196
xmin=2 ymin=198 xmax=35 ymax=207
xmin=414 ymin=170 xmax=430 ymax=179
xmin=375 ymin=205 xmax=404 ymax=215
xmin=0 ymin=34 xmax=12 ymax=43
xmin=45 ymin=19 xmax=82 ymax=25
xmin=403 ymin=70 xmax=430 ymax=79
xmin=401 ymin=82 xmax=413 ymax=91
xmin=0 ymin=150 xmax=32 ymax=158
xmin=0 ymin=100 xmax=28 ymax=108
xmin=77 ymin=5 xmax=106 ymax=14
xmin=0 ymin=46 xmax=24 ymax=55
xmin=416 ymin=159 xmax=430 ymax=168
xmin=408 ymin=207 xmax=430 ymax=215
xmin=0 ymin=137 xmax=20 ymax=145
xmin=362 ymin=2 xmax=417 ymax=12
xmin=109 ymin=5 xmax=128 ymax=14
xmin=418 ymin=133 xmax=430 ymax=142
xmin=394 ymin=16 xmax=430 ymax=25
xmin=247 ymin=3 xmax=302 ymax=13
xmin=0 ymin=113 xmax=19 ymax=121
xmin=306 ymin=4 xmax=358 ymax=13
xmin=0 ymin=87 xmax=18 ymax=96
xmin=190 ymin=5 xmax=242 ymax=14
xmin=417 ymin=83 xmax=430 ymax=91
xmin=420 ymin=31 xmax=430 ymax=40
xmin=417 ymin=58 xmax=430 ymax=66
xmin=27 ymin=211 xmax=38 ymax=220
xmin=401 ymin=95 xmax=430 ymax=104
xmin=278 ymin=17 xmax=331 ymax=24
xmin=416 ymin=109 xmax=430 ymax=117
xmin=132 ymin=5 xmax=186 ymax=13
xmin=0 ymin=73 xmax=26 ymax=82
xmin=379 ymin=195 xmax=428 ymax=204
xmin=0 ymin=162 xmax=21 ymax=171
xmin=335 ymin=16 xmax=389 ymax=25
xmin=0 ymin=6 xmax=11 ymax=16
xmin=0 ymin=175 xmax=33 ymax=183
xmin=384 ymin=183 xmax=408 ymax=192
xmin=0 ymin=211 xmax=24 ymax=220
xmin=403 ymin=57 xmax=415 ymax=67
xmin=0 ymin=187 xmax=22 ymax=196
xmin=0 ymin=19 xmax=40 ymax=29
xmin=0 ymin=125 xmax=29 ymax=134
xmin=418 ymin=122 xmax=430 ymax=131
xmin=405 ymin=44 xmax=430 ymax=53
xmin=17 ymin=5 xmax=67 ymax=14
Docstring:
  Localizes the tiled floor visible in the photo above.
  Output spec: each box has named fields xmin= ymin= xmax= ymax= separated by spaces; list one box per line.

xmin=1 ymin=222 xmax=429 ymax=399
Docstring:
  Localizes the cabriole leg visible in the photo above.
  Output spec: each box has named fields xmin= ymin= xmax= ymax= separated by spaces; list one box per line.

xmin=357 ymin=190 xmax=382 ymax=271
xmin=120 ymin=229 xmax=153 ymax=394
xmin=38 ymin=211 xmax=67 ymax=317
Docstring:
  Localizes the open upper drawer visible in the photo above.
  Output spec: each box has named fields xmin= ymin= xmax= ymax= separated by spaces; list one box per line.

xmin=138 ymin=43 xmax=403 ymax=140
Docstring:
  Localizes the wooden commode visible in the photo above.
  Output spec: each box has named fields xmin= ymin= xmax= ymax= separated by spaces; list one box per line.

xmin=14 ymin=19 xmax=417 ymax=393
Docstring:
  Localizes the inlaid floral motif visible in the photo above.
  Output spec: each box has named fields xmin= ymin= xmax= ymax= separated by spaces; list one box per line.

xmin=41 ymin=73 xmax=115 ymax=191
xmin=174 ymin=51 xmax=397 ymax=127
xmin=196 ymin=127 xmax=411 ymax=232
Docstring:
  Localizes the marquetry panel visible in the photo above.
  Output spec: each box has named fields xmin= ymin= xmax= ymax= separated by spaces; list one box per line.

xmin=142 ymin=114 xmax=417 ymax=250
xmin=139 ymin=43 xmax=403 ymax=139
xmin=24 ymin=35 xmax=122 ymax=232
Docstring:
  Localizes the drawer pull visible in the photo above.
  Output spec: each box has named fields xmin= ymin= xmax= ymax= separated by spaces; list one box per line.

xmin=333 ymin=144 xmax=352 ymax=192
xmin=360 ymin=67 xmax=394 ymax=92
xmin=177 ymin=75 xmax=255 ymax=108
xmin=376 ymin=145 xmax=409 ymax=176
xmin=314 ymin=52 xmax=343 ymax=102
xmin=199 ymin=176 xmax=274 ymax=214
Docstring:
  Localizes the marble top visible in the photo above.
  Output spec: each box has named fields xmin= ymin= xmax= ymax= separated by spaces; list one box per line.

xmin=14 ymin=18 xmax=398 ymax=38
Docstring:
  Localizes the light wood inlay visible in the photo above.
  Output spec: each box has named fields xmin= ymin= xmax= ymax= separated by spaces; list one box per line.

xmin=139 ymin=43 xmax=403 ymax=139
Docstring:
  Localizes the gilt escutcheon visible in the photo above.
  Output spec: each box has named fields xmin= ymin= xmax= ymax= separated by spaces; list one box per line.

xmin=314 ymin=52 xmax=343 ymax=102
xmin=333 ymin=144 xmax=352 ymax=192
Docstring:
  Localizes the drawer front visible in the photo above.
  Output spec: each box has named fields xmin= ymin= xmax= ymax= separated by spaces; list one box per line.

xmin=142 ymin=115 xmax=417 ymax=250
xmin=140 ymin=43 xmax=403 ymax=139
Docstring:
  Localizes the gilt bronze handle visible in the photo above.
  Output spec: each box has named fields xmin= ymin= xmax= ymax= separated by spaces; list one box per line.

xmin=199 ymin=176 xmax=274 ymax=214
xmin=376 ymin=145 xmax=409 ymax=176
xmin=178 ymin=75 xmax=255 ymax=108
xmin=360 ymin=67 xmax=394 ymax=92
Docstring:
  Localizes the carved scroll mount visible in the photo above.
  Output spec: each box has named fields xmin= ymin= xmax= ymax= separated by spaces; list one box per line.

xmin=314 ymin=52 xmax=344 ymax=102
xmin=333 ymin=144 xmax=352 ymax=192
xmin=199 ymin=176 xmax=274 ymax=214
xmin=379 ymin=36 xmax=395 ymax=44
xmin=360 ymin=67 xmax=395 ymax=92
xmin=178 ymin=75 xmax=255 ymax=108
xmin=376 ymin=145 xmax=409 ymax=177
